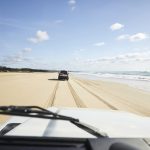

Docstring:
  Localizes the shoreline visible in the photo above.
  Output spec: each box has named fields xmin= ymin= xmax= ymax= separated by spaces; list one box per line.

xmin=72 ymin=73 xmax=150 ymax=93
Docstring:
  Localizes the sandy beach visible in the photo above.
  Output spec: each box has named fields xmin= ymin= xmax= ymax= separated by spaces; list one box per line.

xmin=0 ymin=72 xmax=150 ymax=123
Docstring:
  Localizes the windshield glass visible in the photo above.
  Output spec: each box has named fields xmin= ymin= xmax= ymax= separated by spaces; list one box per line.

xmin=0 ymin=0 xmax=150 ymax=138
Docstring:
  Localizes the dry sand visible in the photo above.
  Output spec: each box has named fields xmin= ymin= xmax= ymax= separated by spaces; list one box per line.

xmin=0 ymin=72 xmax=150 ymax=123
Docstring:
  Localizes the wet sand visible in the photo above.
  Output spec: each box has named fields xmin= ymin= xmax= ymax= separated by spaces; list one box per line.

xmin=0 ymin=72 xmax=150 ymax=123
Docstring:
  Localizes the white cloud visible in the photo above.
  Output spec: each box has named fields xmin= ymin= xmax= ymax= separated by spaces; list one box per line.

xmin=1 ymin=47 xmax=33 ymax=66
xmin=2 ymin=54 xmax=23 ymax=64
xmin=68 ymin=0 xmax=76 ymax=11
xmin=117 ymin=34 xmax=129 ymax=40
xmin=23 ymin=48 xmax=32 ymax=52
xmin=69 ymin=51 xmax=150 ymax=71
xmin=1 ymin=52 xmax=35 ymax=67
xmin=28 ymin=30 xmax=49 ymax=44
xmin=129 ymin=33 xmax=148 ymax=42
xmin=86 ymin=51 xmax=150 ymax=64
xmin=117 ymin=33 xmax=148 ymax=42
xmin=110 ymin=23 xmax=124 ymax=31
xmin=93 ymin=42 xmax=105 ymax=47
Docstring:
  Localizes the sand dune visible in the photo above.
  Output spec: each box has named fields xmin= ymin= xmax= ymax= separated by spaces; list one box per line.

xmin=0 ymin=72 xmax=150 ymax=123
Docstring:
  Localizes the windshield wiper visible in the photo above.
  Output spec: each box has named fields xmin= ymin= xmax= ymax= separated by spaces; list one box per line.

xmin=0 ymin=105 xmax=106 ymax=138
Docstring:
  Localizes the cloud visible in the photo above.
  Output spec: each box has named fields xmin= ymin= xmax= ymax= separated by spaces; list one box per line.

xmin=117 ymin=34 xmax=129 ymax=40
xmin=1 ymin=53 xmax=35 ymax=67
xmin=69 ymin=51 xmax=150 ymax=71
xmin=85 ymin=51 xmax=150 ymax=64
xmin=68 ymin=0 xmax=76 ymax=11
xmin=2 ymin=54 xmax=23 ymax=65
xmin=28 ymin=30 xmax=49 ymax=43
xmin=23 ymin=48 xmax=32 ymax=52
xmin=93 ymin=42 xmax=105 ymax=47
xmin=29 ymin=50 xmax=150 ymax=70
xmin=110 ymin=23 xmax=124 ymax=31
xmin=129 ymin=33 xmax=148 ymax=41
xmin=117 ymin=33 xmax=148 ymax=42
xmin=1 ymin=47 xmax=33 ymax=66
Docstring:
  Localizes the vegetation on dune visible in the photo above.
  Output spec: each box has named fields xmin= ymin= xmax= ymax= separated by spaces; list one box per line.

xmin=0 ymin=66 xmax=58 ymax=73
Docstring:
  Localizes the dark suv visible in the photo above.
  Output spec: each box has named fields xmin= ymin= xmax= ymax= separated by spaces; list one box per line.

xmin=58 ymin=70 xmax=69 ymax=80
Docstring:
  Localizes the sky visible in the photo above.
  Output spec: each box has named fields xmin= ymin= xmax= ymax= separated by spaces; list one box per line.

xmin=0 ymin=0 xmax=150 ymax=71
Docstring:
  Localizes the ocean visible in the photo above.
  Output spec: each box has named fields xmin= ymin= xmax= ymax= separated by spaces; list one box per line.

xmin=73 ymin=71 xmax=150 ymax=92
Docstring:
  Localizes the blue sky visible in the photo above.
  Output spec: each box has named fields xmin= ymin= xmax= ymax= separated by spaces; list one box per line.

xmin=0 ymin=0 xmax=150 ymax=71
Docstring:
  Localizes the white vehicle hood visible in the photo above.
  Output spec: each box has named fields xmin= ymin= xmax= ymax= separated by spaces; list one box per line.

xmin=1 ymin=107 xmax=150 ymax=138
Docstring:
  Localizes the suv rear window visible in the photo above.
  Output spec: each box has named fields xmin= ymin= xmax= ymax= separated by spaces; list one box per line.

xmin=60 ymin=71 xmax=68 ymax=74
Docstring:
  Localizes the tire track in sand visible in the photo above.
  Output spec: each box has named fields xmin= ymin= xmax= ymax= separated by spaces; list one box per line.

xmin=87 ymin=79 xmax=149 ymax=115
xmin=67 ymin=81 xmax=87 ymax=108
xmin=73 ymin=79 xmax=118 ymax=110
xmin=45 ymin=81 xmax=59 ymax=107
